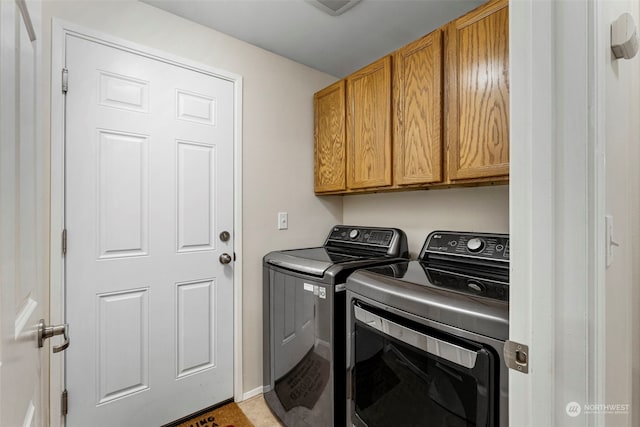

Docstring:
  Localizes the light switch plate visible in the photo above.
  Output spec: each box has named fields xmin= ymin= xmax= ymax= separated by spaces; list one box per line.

xmin=605 ymin=214 xmax=619 ymax=267
xmin=278 ymin=212 xmax=288 ymax=230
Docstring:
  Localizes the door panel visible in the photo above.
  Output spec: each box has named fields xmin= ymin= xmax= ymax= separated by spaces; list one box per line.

xmin=177 ymin=141 xmax=215 ymax=252
xmin=176 ymin=279 xmax=216 ymax=377
xmin=97 ymin=130 xmax=149 ymax=258
xmin=394 ymin=30 xmax=443 ymax=185
xmin=0 ymin=1 xmax=46 ymax=426
xmin=97 ymin=289 xmax=149 ymax=404
xmin=65 ymin=34 xmax=234 ymax=426
xmin=314 ymin=81 xmax=346 ymax=193
xmin=346 ymin=56 xmax=392 ymax=189
xmin=446 ymin=0 xmax=510 ymax=180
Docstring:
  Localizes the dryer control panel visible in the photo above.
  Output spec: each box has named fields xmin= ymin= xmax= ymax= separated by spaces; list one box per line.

xmin=421 ymin=231 xmax=510 ymax=262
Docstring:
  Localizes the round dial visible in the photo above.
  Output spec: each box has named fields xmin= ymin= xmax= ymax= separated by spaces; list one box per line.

xmin=467 ymin=281 xmax=485 ymax=293
xmin=467 ymin=238 xmax=485 ymax=253
xmin=349 ymin=229 xmax=360 ymax=239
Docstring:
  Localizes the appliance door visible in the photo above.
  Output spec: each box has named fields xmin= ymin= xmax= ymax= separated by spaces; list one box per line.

xmin=349 ymin=301 xmax=496 ymax=427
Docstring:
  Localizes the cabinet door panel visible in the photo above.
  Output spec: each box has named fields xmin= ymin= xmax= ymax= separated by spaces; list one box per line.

xmin=447 ymin=0 xmax=509 ymax=180
xmin=347 ymin=56 xmax=392 ymax=189
xmin=394 ymin=30 xmax=443 ymax=185
xmin=314 ymin=81 xmax=346 ymax=193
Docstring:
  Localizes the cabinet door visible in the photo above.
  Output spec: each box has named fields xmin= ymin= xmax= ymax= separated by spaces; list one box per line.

xmin=314 ymin=80 xmax=346 ymax=193
xmin=346 ymin=56 xmax=392 ymax=189
xmin=446 ymin=0 xmax=509 ymax=180
xmin=394 ymin=30 xmax=443 ymax=186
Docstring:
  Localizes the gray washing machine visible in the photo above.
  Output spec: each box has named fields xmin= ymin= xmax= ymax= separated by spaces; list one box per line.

xmin=263 ymin=225 xmax=409 ymax=427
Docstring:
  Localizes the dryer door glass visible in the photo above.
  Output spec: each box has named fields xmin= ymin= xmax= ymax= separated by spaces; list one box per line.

xmin=351 ymin=304 xmax=495 ymax=427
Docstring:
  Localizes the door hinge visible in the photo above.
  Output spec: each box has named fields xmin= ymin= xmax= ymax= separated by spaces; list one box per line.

xmin=61 ymin=389 xmax=68 ymax=416
xmin=62 ymin=68 xmax=68 ymax=94
xmin=62 ymin=229 xmax=67 ymax=255
xmin=503 ymin=340 xmax=529 ymax=374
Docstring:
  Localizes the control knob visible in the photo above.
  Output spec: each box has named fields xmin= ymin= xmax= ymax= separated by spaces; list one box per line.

xmin=349 ymin=229 xmax=360 ymax=239
xmin=467 ymin=238 xmax=485 ymax=253
xmin=467 ymin=281 xmax=486 ymax=293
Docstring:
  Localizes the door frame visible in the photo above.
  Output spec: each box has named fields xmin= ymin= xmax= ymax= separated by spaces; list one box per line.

xmin=49 ymin=19 xmax=244 ymax=427
xmin=509 ymin=0 xmax=606 ymax=425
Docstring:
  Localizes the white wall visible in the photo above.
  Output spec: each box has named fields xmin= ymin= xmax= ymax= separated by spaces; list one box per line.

xmin=601 ymin=1 xmax=640 ymax=426
xmin=40 ymin=0 xmax=342 ymax=397
xmin=342 ymin=186 xmax=509 ymax=257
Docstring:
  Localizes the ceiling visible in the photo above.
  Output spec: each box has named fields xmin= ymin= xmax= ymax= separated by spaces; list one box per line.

xmin=143 ymin=0 xmax=485 ymax=78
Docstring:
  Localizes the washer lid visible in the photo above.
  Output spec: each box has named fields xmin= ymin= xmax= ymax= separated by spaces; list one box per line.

xmin=265 ymin=247 xmax=374 ymax=276
xmin=264 ymin=247 xmax=394 ymax=277
xmin=265 ymin=248 xmax=336 ymax=276
xmin=346 ymin=262 xmax=509 ymax=341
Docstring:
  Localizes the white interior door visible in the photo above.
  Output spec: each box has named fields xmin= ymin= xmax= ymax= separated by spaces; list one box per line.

xmin=64 ymin=34 xmax=235 ymax=426
xmin=0 ymin=1 xmax=47 ymax=427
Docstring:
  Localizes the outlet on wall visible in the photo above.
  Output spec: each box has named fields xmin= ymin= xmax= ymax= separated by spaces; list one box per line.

xmin=278 ymin=212 xmax=288 ymax=230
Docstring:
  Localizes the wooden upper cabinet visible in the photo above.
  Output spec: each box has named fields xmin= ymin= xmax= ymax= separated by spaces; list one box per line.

xmin=446 ymin=0 xmax=509 ymax=180
xmin=314 ymin=81 xmax=346 ymax=193
xmin=394 ymin=30 xmax=443 ymax=186
xmin=312 ymin=0 xmax=510 ymax=194
xmin=346 ymin=56 xmax=392 ymax=189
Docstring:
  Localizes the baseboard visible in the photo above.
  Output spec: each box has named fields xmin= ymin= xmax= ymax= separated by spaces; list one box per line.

xmin=241 ymin=386 xmax=266 ymax=402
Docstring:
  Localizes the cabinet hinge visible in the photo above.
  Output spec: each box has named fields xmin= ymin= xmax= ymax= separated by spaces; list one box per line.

xmin=62 ymin=68 xmax=68 ymax=94
xmin=62 ymin=229 xmax=67 ymax=256
xmin=503 ymin=340 xmax=529 ymax=374
xmin=61 ymin=389 xmax=68 ymax=416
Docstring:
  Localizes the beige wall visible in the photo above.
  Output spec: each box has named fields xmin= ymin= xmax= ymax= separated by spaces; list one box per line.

xmin=343 ymin=186 xmax=509 ymax=257
xmin=41 ymin=0 xmax=511 ymax=401
xmin=41 ymin=0 xmax=342 ymax=396
xmin=38 ymin=0 xmax=640 ymax=419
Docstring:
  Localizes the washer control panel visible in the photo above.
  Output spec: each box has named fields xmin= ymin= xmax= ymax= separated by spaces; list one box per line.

xmin=328 ymin=226 xmax=394 ymax=247
xmin=422 ymin=231 xmax=509 ymax=262
xmin=323 ymin=225 xmax=409 ymax=258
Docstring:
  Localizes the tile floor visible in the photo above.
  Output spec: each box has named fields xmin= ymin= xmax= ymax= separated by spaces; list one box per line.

xmin=237 ymin=394 xmax=284 ymax=427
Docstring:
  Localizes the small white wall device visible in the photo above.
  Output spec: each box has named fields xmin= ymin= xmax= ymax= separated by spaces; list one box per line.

xmin=611 ymin=13 xmax=639 ymax=60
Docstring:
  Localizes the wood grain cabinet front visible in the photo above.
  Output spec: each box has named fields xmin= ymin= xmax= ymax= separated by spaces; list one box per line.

xmin=346 ymin=56 xmax=392 ymax=190
xmin=446 ymin=0 xmax=509 ymax=181
xmin=393 ymin=29 xmax=444 ymax=186
xmin=312 ymin=0 xmax=509 ymax=195
xmin=314 ymin=80 xmax=346 ymax=193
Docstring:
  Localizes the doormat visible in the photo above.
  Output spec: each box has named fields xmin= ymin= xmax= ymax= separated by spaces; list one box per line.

xmin=173 ymin=402 xmax=254 ymax=427
xmin=274 ymin=349 xmax=330 ymax=411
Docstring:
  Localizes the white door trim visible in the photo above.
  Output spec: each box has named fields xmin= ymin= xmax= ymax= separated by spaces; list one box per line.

xmin=509 ymin=0 xmax=605 ymax=425
xmin=590 ymin=1 xmax=607 ymax=424
xmin=49 ymin=19 xmax=244 ymax=426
